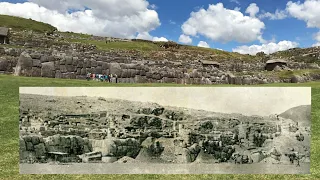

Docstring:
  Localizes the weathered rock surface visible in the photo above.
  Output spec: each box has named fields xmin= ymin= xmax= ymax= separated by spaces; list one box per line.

xmin=1 ymin=34 xmax=319 ymax=85
xmin=19 ymin=134 xmax=92 ymax=162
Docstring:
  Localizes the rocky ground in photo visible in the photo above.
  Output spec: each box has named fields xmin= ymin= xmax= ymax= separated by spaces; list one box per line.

xmin=19 ymin=94 xmax=311 ymax=171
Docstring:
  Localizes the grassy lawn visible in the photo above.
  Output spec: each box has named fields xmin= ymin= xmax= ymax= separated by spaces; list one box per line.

xmin=0 ymin=74 xmax=319 ymax=179
xmin=234 ymin=69 xmax=320 ymax=80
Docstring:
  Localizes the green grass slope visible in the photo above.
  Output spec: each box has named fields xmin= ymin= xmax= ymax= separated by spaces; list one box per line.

xmin=0 ymin=14 xmax=57 ymax=33
xmin=0 ymin=14 xmax=258 ymax=61
xmin=0 ymin=74 xmax=320 ymax=180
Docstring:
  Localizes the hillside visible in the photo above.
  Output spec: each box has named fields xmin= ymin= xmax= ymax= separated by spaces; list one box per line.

xmin=267 ymin=47 xmax=320 ymax=64
xmin=279 ymin=105 xmax=311 ymax=127
xmin=1 ymin=14 xmax=320 ymax=63
xmin=0 ymin=14 xmax=256 ymax=61
xmin=0 ymin=14 xmax=57 ymax=33
xmin=1 ymin=14 xmax=320 ymax=85
xmin=1 ymin=14 xmax=319 ymax=63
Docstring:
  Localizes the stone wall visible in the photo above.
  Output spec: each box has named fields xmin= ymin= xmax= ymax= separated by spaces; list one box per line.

xmin=1 ymin=44 xmax=320 ymax=85
xmin=20 ymin=134 xmax=92 ymax=162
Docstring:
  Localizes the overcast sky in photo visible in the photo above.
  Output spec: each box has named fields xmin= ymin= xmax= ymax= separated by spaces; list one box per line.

xmin=20 ymin=87 xmax=311 ymax=116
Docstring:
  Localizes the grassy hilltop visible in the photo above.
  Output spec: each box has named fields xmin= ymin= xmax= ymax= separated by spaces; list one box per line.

xmin=1 ymin=14 xmax=320 ymax=64
xmin=0 ymin=14 xmax=257 ymax=61
xmin=0 ymin=14 xmax=57 ymax=33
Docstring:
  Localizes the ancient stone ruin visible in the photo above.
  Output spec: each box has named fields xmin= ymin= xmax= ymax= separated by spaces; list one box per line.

xmin=1 ymin=29 xmax=320 ymax=84
xmin=19 ymin=94 xmax=311 ymax=166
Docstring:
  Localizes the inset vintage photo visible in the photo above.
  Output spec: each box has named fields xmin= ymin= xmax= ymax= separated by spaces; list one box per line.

xmin=19 ymin=87 xmax=311 ymax=174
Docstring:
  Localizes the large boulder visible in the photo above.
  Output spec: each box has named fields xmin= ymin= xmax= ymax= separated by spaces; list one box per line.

xmin=40 ymin=55 xmax=54 ymax=63
xmin=15 ymin=52 xmax=33 ymax=76
xmin=291 ymin=75 xmax=305 ymax=83
xmin=109 ymin=63 xmax=122 ymax=75
xmin=34 ymin=143 xmax=46 ymax=158
xmin=66 ymin=65 xmax=76 ymax=72
xmin=234 ymin=77 xmax=243 ymax=85
xmin=90 ymin=139 xmax=117 ymax=157
xmin=0 ymin=47 xmax=5 ymax=55
xmin=227 ymin=73 xmax=236 ymax=84
xmin=134 ymin=75 xmax=147 ymax=83
xmin=55 ymin=70 xmax=62 ymax=78
xmin=72 ymin=57 xmax=79 ymax=66
xmin=44 ymin=135 xmax=91 ymax=155
xmin=243 ymin=77 xmax=252 ymax=85
xmin=91 ymin=59 xmax=97 ymax=67
xmin=84 ymin=59 xmax=91 ymax=68
xmin=30 ymin=53 xmax=41 ymax=59
xmin=80 ymin=68 xmax=86 ymax=75
xmin=32 ymin=59 xmax=41 ymax=67
xmin=152 ymin=107 xmax=165 ymax=116
xmin=77 ymin=58 xmax=84 ymax=68
xmin=31 ymin=67 xmax=41 ymax=77
xmin=0 ymin=58 xmax=8 ymax=71
xmin=274 ymin=65 xmax=283 ymax=71
xmin=94 ymin=66 xmax=102 ymax=74
xmin=204 ymin=78 xmax=212 ymax=84
xmin=41 ymin=62 xmax=55 ymax=78
xmin=65 ymin=56 xmax=73 ymax=65
xmin=101 ymin=62 xmax=109 ymax=70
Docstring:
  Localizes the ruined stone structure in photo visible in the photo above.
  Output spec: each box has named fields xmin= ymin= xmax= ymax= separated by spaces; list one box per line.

xmin=19 ymin=88 xmax=311 ymax=174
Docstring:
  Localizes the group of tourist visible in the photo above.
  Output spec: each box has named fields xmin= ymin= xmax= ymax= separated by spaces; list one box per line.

xmin=86 ymin=73 xmax=118 ymax=83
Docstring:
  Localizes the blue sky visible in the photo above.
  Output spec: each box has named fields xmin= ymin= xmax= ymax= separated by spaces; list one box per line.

xmin=1 ymin=0 xmax=320 ymax=54
xmin=147 ymin=0 xmax=319 ymax=50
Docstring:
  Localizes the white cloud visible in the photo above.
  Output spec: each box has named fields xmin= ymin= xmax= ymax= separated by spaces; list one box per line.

xmin=257 ymin=36 xmax=267 ymax=44
xmin=230 ymin=0 xmax=241 ymax=5
xmin=136 ymin=32 xmax=153 ymax=40
xmin=0 ymin=1 xmax=161 ymax=39
xmin=233 ymin=40 xmax=299 ymax=55
xmin=314 ymin=31 xmax=320 ymax=42
xmin=286 ymin=0 xmax=320 ymax=28
xmin=29 ymin=0 xmax=151 ymax=20
xmin=312 ymin=31 xmax=320 ymax=47
xmin=152 ymin=37 xmax=168 ymax=42
xmin=245 ymin=3 xmax=259 ymax=17
xmin=197 ymin=41 xmax=210 ymax=48
xmin=181 ymin=3 xmax=265 ymax=43
xmin=259 ymin=9 xmax=288 ymax=20
xmin=179 ymin=34 xmax=193 ymax=44
xmin=312 ymin=42 xmax=320 ymax=47
xmin=136 ymin=32 xmax=168 ymax=42
xmin=234 ymin=7 xmax=241 ymax=11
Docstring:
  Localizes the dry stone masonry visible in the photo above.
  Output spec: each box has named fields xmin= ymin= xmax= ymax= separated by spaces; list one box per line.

xmin=1 ymin=30 xmax=320 ymax=84
xmin=19 ymin=94 xmax=311 ymax=165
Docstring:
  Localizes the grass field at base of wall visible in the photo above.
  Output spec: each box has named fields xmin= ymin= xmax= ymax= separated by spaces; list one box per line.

xmin=0 ymin=74 xmax=319 ymax=180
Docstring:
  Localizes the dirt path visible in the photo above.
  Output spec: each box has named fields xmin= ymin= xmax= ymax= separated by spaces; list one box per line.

xmin=20 ymin=162 xmax=310 ymax=174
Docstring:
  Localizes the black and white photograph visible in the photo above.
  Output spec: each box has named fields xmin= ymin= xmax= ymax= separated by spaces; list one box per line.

xmin=19 ymin=87 xmax=311 ymax=174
